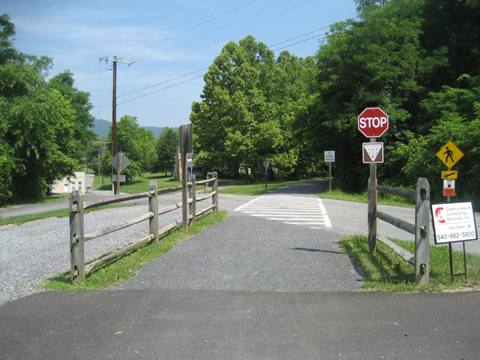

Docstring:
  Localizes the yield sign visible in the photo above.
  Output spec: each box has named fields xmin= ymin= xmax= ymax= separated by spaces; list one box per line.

xmin=362 ymin=142 xmax=384 ymax=164
xmin=112 ymin=152 xmax=131 ymax=172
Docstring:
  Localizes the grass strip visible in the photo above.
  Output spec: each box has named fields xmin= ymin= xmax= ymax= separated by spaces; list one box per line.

xmin=319 ymin=189 xmax=415 ymax=208
xmin=94 ymin=172 xmax=180 ymax=194
xmin=0 ymin=203 xmax=134 ymax=227
xmin=220 ymin=180 xmax=299 ymax=195
xmin=340 ymin=235 xmax=480 ymax=291
xmin=43 ymin=211 xmax=228 ymax=290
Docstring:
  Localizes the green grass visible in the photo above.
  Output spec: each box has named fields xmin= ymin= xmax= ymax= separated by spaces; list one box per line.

xmin=340 ymin=235 xmax=480 ymax=291
xmin=94 ymin=172 xmax=180 ymax=194
xmin=0 ymin=203 xmax=133 ymax=227
xmin=319 ymin=188 xmax=415 ymax=208
xmin=2 ymin=193 xmax=70 ymax=208
xmin=44 ymin=211 xmax=228 ymax=290
xmin=220 ymin=180 xmax=299 ymax=195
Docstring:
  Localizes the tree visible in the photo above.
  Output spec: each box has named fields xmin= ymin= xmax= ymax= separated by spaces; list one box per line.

xmin=153 ymin=127 xmax=178 ymax=176
xmin=0 ymin=14 xmax=78 ymax=202
xmin=103 ymin=115 xmax=156 ymax=181
xmin=302 ymin=0 xmax=433 ymax=191
xmin=191 ymin=36 xmax=316 ymax=179
xmin=391 ymin=75 xmax=480 ymax=202
xmin=48 ymin=70 xmax=95 ymax=160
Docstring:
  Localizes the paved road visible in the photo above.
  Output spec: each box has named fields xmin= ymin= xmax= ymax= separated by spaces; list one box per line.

xmin=2 ymin=180 xmax=480 ymax=359
xmin=1 ymin=289 xmax=479 ymax=360
xmin=0 ymin=190 xmax=118 ymax=218
xmin=121 ymin=182 xmax=360 ymax=292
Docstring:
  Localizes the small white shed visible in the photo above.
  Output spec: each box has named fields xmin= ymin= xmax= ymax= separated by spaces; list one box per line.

xmin=50 ymin=172 xmax=95 ymax=195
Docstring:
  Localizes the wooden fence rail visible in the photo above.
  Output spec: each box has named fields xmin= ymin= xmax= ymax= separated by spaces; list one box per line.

xmin=69 ymin=174 xmax=219 ymax=284
xmin=376 ymin=178 xmax=430 ymax=285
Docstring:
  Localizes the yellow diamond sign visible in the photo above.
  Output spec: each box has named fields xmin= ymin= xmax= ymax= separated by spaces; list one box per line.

xmin=436 ymin=141 xmax=464 ymax=169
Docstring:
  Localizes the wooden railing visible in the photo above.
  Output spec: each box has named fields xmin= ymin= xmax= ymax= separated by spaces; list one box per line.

xmin=69 ymin=174 xmax=218 ymax=284
xmin=376 ymin=178 xmax=431 ymax=285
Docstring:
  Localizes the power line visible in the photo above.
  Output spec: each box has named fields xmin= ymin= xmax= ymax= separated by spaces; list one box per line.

xmin=209 ymin=0 xmax=314 ymax=51
xmin=272 ymin=34 xmax=327 ymax=52
xmin=116 ymin=74 xmax=205 ymax=106
xmin=133 ymin=0 xmax=291 ymax=64
xmin=99 ymin=56 xmax=135 ymax=194
xmin=269 ymin=25 xmax=329 ymax=48
xmin=117 ymin=1 xmax=230 ymax=58
xmin=119 ymin=0 xmax=313 ymax=91
xmin=119 ymin=66 xmax=209 ymax=99
xmin=96 ymin=5 xmax=344 ymax=109
xmin=122 ymin=0 xmax=258 ymax=60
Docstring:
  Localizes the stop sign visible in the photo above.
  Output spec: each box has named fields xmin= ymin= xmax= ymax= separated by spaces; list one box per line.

xmin=357 ymin=107 xmax=389 ymax=138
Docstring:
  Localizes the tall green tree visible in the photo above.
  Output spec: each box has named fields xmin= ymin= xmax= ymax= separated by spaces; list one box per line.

xmin=103 ymin=115 xmax=156 ymax=181
xmin=303 ymin=0 xmax=437 ymax=191
xmin=153 ymin=127 xmax=179 ymax=176
xmin=48 ymin=70 xmax=95 ymax=160
xmin=0 ymin=14 xmax=78 ymax=202
xmin=191 ymin=36 xmax=316 ymax=179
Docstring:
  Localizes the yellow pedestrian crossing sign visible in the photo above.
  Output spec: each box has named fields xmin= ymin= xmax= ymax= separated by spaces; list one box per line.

xmin=436 ymin=140 xmax=463 ymax=169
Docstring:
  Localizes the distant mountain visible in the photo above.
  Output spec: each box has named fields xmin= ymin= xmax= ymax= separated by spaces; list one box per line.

xmin=91 ymin=119 xmax=166 ymax=139
xmin=92 ymin=119 xmax=111 ymax=138
xmin=143 ymin=126 xmax=166 ymax=138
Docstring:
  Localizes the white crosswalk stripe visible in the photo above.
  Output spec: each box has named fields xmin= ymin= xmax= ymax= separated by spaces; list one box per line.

xmin=234 ymin=195 xmax=332 ymax=229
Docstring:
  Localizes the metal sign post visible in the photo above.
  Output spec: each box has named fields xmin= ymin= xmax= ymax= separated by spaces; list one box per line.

xmin=324 ymin=151 xmax=335 ymax=192
xmin=435 ymin=140 xmax=467 ymax=281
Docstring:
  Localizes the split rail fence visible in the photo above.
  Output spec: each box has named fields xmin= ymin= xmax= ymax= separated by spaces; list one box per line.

xmin=69 ymin=173 xmax=218 ymax=284
xmin=375 ymin=178 xmax=431 ymax=285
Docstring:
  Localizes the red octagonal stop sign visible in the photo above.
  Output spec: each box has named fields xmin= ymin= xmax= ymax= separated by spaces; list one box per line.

xmin=358 ymin=107 xmax=389 ymax=138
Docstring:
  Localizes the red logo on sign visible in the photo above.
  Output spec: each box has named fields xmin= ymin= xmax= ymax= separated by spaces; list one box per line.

xmin=435 ymin=207 xmax=446 ymax=224
xmin=358 ymin=107 xmax=389 ymax=138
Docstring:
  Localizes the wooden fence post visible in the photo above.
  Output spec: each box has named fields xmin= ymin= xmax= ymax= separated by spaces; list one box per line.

xmin=149 ymin=181 xmax=159 ymax=243
xmin=70 ymin=190 xmax=85 ymax=284
xmin=213 ymin=171 xmax=218 ymax=212
xmin=415 ymin=177 xmax=430 ymax=286
xmin=189 ymin=175 xmax=196 ymax=224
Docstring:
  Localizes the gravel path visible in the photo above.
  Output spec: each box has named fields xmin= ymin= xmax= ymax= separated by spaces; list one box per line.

xmin=0 ymin=191 xmax=225 ymax=305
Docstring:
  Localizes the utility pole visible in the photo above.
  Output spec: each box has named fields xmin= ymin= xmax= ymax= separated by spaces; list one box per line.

xmin=99 ymin=56 xmax=135 ymax=195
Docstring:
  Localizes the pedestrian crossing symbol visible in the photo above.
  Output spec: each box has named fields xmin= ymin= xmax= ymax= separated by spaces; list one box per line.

xmin=436 ymin=141 xmax=463 ymax=169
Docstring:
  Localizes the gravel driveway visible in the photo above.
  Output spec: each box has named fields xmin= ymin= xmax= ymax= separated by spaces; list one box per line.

xmin=0 ymin=191 xmax=220 ymax=305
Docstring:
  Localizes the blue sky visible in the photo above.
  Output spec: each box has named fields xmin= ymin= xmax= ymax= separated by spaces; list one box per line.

xmin=2 ymin=0 xmax=357 ymax=127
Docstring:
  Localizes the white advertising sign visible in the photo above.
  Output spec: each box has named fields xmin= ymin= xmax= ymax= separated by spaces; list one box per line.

xmin=431 ymin=202 xmax=478 ymax=244
xmin=324 ymin=151 xmax=335 ymax=163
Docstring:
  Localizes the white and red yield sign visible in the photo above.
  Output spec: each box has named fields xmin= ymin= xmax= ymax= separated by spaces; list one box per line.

xmin=358 ymin=107 xmax=389 ymax=138
xmin=362 ymin=142 xmax=384 ymax=164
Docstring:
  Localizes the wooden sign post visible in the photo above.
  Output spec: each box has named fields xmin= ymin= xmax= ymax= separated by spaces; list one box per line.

xmin=180 ymin=124 xmax=192 ymax=231
xmin=358 ymin=107 xmax=389 ymax=253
